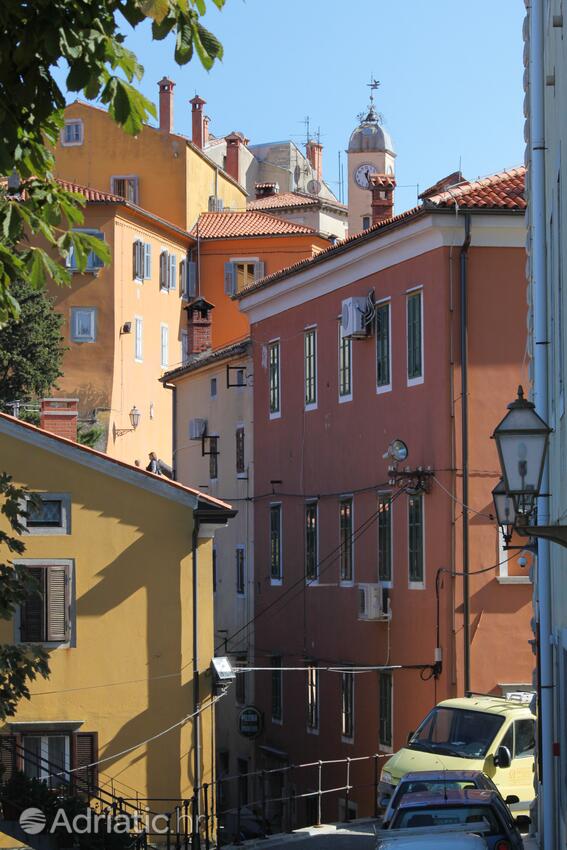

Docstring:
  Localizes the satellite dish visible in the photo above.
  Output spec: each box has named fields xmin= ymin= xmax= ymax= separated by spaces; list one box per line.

xmin=293 ymin=164 xmax=301 ymax=185
xmin=306 ymin=179 xmax=321 ymax=195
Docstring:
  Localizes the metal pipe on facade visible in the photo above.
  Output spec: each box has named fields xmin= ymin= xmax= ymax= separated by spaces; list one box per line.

xmin=460 ymin=213 xmax=472 ymax=695
xmin=529 ymin=0 xmax=555 ymax=846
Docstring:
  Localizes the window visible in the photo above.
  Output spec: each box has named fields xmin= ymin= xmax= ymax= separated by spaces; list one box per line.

xmin=134 ymin=317 xmax=143 ymax=362
xmin=407 ymin=290 xmax=423 ymax=382
xmin=66 ymin=229 xmax=105 ymax=273
xmin=271 ymin=656 xmax=283 ymax=722
xmin=133 ymin=240 xmax=151 ymax=281
xmin=71 ymin=308 xmax=96 ymax=343
xmin=159 ymin=251 xmax=177 ymax=291
xmin=209 ymin=436 xmax=219 ymax=480
xmin=237 ymin=759 xmax=249 ymax=805
xmin=339 ymin=498 xmax=353 ymax=583
xmin=376 ymin=301 xmax=391 ymax=390
xmin=160 ymin=324 xmax=169 ymax=369
xmin=212 ymin=547 xmax=217 ymax=593
xmin=18 ymin=562 xmax=71 ymax=643
xmin=111 ymin=176 xmax=138 ymax=203
xmin=378 ymin=494 xmax=393 ymax=584
xmin=181 ymin=331 xmax=189 ymax=366
xmin=183 ymin=260 xmax=197 ymax=299
xmin=307 ymin=664 xmax=319 ymax=731
xmin=338 ymin=327 xmax=352 ymax=400
xmin=270 ymin=504 xmax=282 ymax=582
xmin=408 ymin=494 xmax=424 ymax=585
xmin=305 ymin=501 xmax=318 ymax=581
xmin=341 ymin=671 xmax=354 ymax=740
xmin=22 ymin=735 xmax=70 ymax=787
xmin=269 ymin=341 xmax=281 ymax=416
xmin=236 ymin=547 xmax=245 ymax=595
xmin=235 ymin=658 xmax=246 ymax=706
xmin=224 ymin=260 xmax=265 ymax=295
xmin=362 ymin=215 xmax=371 ymax=230
xmin=379 ymin=671 xmax=393 ymax=748
xmin=61 ymin=120 xmax=83 ymax=146
xmin=236 ymin=427 xmax=245 ymax=474
xmin=210 ymin=377 xmax=217 ymax=398
xmin=23 ymin=494 xmax=70 ymax=535
xmin=304 ymin=328 xmax=317 ymax=408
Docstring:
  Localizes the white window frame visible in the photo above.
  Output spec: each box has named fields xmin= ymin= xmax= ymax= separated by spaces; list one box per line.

xmin=160 ymin=323 xmax=169 ymax=369
xmin=406 ymin=286 xmax=424 ymax=387
xmin=134 ymin=316 xmax=143 ymax=363
xmin=341 ymin=669 xmax=355 ymax=744
xmin=408 ymin=493 xmax=425 ymax=590
xmin=61 ymin=120 xmax=84 ymax=147
xmin=339 ymin=495 xmax=355 ymax=586
xmin=21 ymin=734 xmax=71 ymax=785
xmin=13 ymin=558 xmax=75 ymax=648
xmin=70 ymin=307 xmax=96 ymax=343
xmin=210 ymin=377 xmax=218 ymax=399
xmin=67 ymin=228 xmax=105 ymax=274
xmin=338 ymin=324 xmax=353 ymax=404
xmin=269 ymin=339 xmax=281 ymax=420
xmin=304 ymin=326 xmax=318 ymax=411
xmin=270 ymin=502 xmax=283 ymax=586
xmin=21 ymin=493 xmax=71 ymax=536
xmin=306 ymin=663 xmax=320 ymax=734
xmin=181 ymin=331 xmax=189 ymax=366
xmin=111 ymin=175 xmax=139 ymax=204
xmin=376 ymin=297 xmax=392 ymax=394
xmin=497 ymin=529 xmax=531 ymax=585
xmin=377 ymin=491 xmax=393 ymax=588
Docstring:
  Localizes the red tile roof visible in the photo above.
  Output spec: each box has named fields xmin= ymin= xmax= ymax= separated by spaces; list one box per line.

xmin=248 ymin=191 xmax=347 ymax=212
xmin=191 ymin=210 xmax=319 ymax=239
xmin=57 ymin=179 xmax=123 ymax=203
xmin=425 ymin=167 xmax=526 ymax=210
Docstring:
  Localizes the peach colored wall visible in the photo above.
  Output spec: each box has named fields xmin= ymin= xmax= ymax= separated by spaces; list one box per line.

xmin=248 ymin=243 xmax=532 ymax=823
xmin=198 ymin=235 xmax=329 ymax=349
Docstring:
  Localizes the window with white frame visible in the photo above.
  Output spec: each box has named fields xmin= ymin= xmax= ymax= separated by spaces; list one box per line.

xmin=307 ymin=663 xmax=320 ymax=731
xmin=71 ymin=308 xmax=96 ymax=343
xmin=159 ymin=251 xmax=177 ymax=291
xmin=379 ymin=671 xmax=393 ymax=748
xmin=407 ymin=290 xmax=423 ymax=383
xmin=236 ymin=427 xmax=245 ymax=475
xmin=378 ymin=494 xmax=393 ymax=584
xmin=271 ymin=656 xmax=283 ymax=722
xmin=338 ymin=326 xmax=352 ymax=400
xmin=341 ymin=670 xmax=354 ymax=740
xmin=160 ymin=324 xmax=169 ymax=369
xmin=236 ymin=547 xmax=245 ymax=595
xmin=376 ymin=301 xmax=391 ymax=390
xmin=270 ymin=503 xmax=282 ymax=582
xmin=22 ymin=735 xmax=70 ymax=787
xmin=23 ymin=494 xmax=71 ymax=535
xmin=269 ymin=341 xmax=281 ymax=416
xmin=66 ymin=229 xmax=105 ymax=273
xmin=339 ymin=498 xmax=353 ymax=583
xmin=181 ymin=331 xmax=189 ymax=366
xmin=111 ymin=176 xmax=138 ymax=204
xmin=210 ymin=377 xmax=217 ymax=398
xmin=304 ymin=328 xmax=317 ymax=408
xmin=133 ymin=240 xmax=151 ymax=281
xmin=17 ymin=561 xmax=72 ymax=643
xmin=408 ymin=494 xmax=424 ymax=585
xmin=224 ymin=260 xmax=265 ymax=295
xmin=134 ymin=317 xmax=143 ymax=362
xmin=61 ymin=120 xmax=83 ymax=147
xmin=305 ymin=501 xmax=318 ymax=581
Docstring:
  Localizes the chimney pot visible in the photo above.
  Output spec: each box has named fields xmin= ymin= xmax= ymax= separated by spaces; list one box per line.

xmin=158 ymin=77 xmax=175 ymax=133
xmin=39 ymin=398 xmax=79 ymax=442
xmin=306 ymin=140 xmax=323 ymax=182
xmin=190 ymin=95 xmax=206 ymax=149
xmin=225 ymin=132 xmax=242 ymax=182
xmin=186 ymin=298 xmax=214 ymax=354
xmin=369 ymin=174 xmax=396 ymax=226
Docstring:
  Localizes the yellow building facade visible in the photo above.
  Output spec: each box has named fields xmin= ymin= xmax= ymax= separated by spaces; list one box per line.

xmin=0 ymin=411 xmax=234 ymax=843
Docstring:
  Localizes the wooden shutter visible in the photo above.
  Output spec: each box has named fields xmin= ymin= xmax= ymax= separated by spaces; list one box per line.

xmin=254 ymin=260 xmax=265 ymax=281
xmin=0 ymin=734 xmax=18 ymax=782
xmin=20 ymin=567 xmax=45 ymax=642
xmin=224 ymin=262 xmax=236 ymax=295
xmin=46 ymin=565 xmax=69 ymax=642
xmin=169 ymin=254 xmax=177 ymax=290
xmin=143 ymin=242 xmax=152 ymax=279
xmin=159 ymin=251 xmax=168 ymax=288
xmin=73 ymin=732 xmax=98 ymax=794
xmin=187 ymin=261 xmax=197 ymax=298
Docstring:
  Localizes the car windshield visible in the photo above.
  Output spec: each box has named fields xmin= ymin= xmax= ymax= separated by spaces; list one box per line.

xmin=397 ymin=780 xmax=481 ymax=800
xmin=392 ymin=805 xmax=501 ymax=833
xmin=407 ymin=708 xmax=504 ymax=759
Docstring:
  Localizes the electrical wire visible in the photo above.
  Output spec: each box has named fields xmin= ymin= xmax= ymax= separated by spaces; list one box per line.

xmin=433 ymin=474 xmax=495 ymax=519
xmin=27 ymin=662 xmax=194 ymax=697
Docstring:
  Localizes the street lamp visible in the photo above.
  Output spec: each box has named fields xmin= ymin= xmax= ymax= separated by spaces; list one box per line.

xmin=492 ymin=385 xmax=551 ymax=517
xmin=492 ymin=479 xmax=517 ymax=545
xmin=129 ymin=405 xmax=141 ymax=430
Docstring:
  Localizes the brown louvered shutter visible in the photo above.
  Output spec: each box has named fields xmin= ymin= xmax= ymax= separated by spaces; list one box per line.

xmin=73 ymin=732 xmax=98 ymax=795
xmin=46 ymin=566 xmax=69 ymax=642
xmin=0 ymin=735 xmax=18 ymax=782
xmin=20 ymin=567 xmax=45 ymax=642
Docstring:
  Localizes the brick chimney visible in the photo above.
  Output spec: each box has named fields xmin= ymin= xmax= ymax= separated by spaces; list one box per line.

xmin=225 ymin=133 xmax=242 ymax=182
xmin=40 ymin=399 xmax=79 ymax=442
xmin=158 ymin=77 xmax=175 ymax=133
xmin=190 ymin=95 xmax=206 ymax=149
xmin=203 ymin=115 xmax=210 ymax=146
xmin=255 ymin=182 xmax=279 ymax=199
xmin=305 ymin=140 xmax=323 ymax=182
xmin=369 ymin=174 xmax=396 ymax=225
xmin=186 ymin=298 xmax=214 ymax=355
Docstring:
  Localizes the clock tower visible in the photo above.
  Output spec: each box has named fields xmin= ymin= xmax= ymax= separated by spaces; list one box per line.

xmin=347 ymin=80 xmax=396 ymax=234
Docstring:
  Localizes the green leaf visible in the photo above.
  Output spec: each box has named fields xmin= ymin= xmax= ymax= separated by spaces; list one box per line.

xmin=106 ymin=78 xmax=156 ymax=135
xmin=139 ymin=0 xmax=171 ymax=22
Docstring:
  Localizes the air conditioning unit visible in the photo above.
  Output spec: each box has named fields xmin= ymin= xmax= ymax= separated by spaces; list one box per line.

xmin=358 ymin=583 xmax=391 ymax=622
xmin=341 ymin=296 xmax=370 ymax=338
xmin=189 ymin=418 xmax=207 ymax=440
xmin=208 ymin=195 xmax=224 ymax=212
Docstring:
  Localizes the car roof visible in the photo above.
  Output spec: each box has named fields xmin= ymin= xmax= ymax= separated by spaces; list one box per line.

xmin=378 ymin=834 xmax=487 ymax=850
xmin=396 ymin=789 xmax=498 ymax=809
xmin=399 ymin=770 xmax=489 ymax=782
xmin=437 ymin=695 xmax=535 ymax=718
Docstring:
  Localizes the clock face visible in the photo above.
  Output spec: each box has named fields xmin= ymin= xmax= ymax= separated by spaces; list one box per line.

xmin=354 ymin=163 xmax=378 ymax=189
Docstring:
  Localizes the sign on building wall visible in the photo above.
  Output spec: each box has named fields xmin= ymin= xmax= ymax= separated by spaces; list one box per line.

xmin=239 ymin=706 xmax=263 ymax=738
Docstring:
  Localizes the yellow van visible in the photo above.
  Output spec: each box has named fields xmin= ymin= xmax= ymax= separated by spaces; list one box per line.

xmin=379 ymin=694 xmax=536 ymax=817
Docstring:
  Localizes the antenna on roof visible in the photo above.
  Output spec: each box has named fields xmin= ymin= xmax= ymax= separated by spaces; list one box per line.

xmin=302 ymin=115 xmax=311 ymax=146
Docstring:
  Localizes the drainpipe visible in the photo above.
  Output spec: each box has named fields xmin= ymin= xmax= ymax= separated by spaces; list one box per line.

xmin=460 ymin=212 xmax=471 ymax=695
xmin=163 ymin=383 xmax=177 ymax=480
xmin=530 ymin=0 xmax=554 ymax=846
xmin=192 ymin=517 xmax=202 ymax=810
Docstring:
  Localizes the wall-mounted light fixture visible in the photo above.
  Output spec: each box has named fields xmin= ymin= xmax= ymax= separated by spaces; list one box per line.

xmin=113 ymin=405 xmax=141 ymax=439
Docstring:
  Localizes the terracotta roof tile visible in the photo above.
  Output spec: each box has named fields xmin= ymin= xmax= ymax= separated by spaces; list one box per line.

xmin=191 ymin=210 xmax=318 ymax=239
xmin=56 ymin=179 xmax=124 ymax=203
xmin=248 ymin=191 xmax=347 ymax=212
xmin=425 ymin=166 xmax=526 ymax=210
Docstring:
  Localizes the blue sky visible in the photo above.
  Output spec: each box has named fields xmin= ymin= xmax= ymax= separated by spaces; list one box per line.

xmin=57 ymin=0 xmax=525 ymax=214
